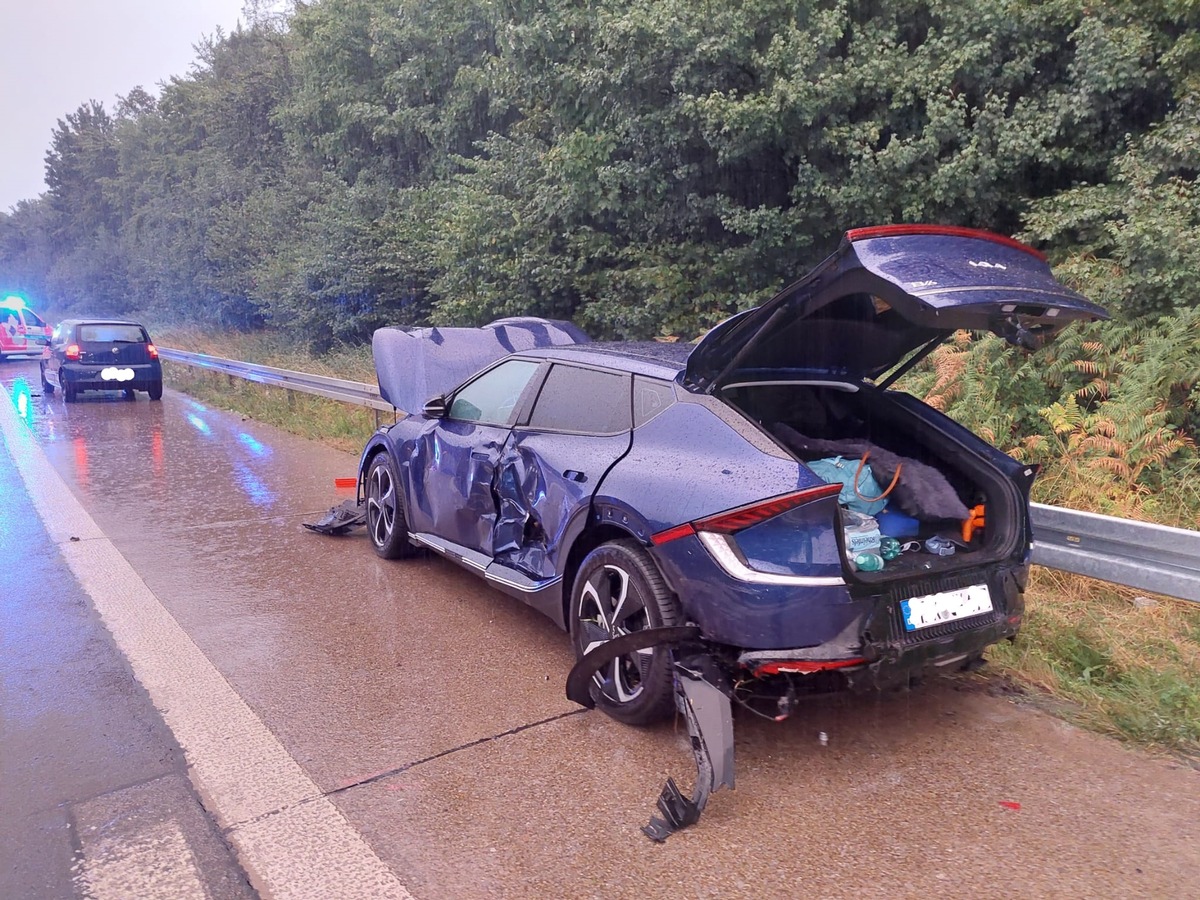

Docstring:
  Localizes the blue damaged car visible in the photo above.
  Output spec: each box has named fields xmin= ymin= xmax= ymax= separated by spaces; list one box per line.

xmin=356 ymin=226 xmax=1107 ymax=725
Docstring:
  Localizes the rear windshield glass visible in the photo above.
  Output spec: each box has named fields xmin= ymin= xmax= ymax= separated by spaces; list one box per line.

xmin=78 ymin=324 xmax=147 ymax=343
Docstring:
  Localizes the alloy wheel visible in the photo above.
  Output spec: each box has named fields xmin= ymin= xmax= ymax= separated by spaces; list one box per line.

xmin=366 ymin=460 xmax=397 ymax=549
xmin=576 ymin=563 xmax=654 ymax=702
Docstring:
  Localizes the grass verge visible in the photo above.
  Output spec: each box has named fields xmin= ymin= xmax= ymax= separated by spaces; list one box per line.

xmin=987 ymin=568 xmax=1199 ymax=762
xmin=155 ymin=326 xmax=1200 ymax=763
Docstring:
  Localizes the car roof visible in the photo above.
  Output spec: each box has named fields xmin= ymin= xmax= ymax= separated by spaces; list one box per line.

xmin=517 ymin=341 xmax=691 ymax=379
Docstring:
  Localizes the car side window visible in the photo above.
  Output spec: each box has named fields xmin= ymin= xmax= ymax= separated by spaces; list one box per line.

xmin=449 ymin=359 xmax=541 ymax=425
xmin=527 ymin=364 xmax=631 ymax=434
xmin=633 ymin=376 xmax=675 ymax=427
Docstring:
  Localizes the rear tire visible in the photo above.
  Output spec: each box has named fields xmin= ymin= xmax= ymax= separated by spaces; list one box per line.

xmin=64 ymin=384 xmax=77 ymax=403
xmin=148 ymin=380 xmax=163 ymax=400
xmin=365 ymin=452 xmax=417 ymax=560
xmin=569 ymin=540 xmax=682 ymax=726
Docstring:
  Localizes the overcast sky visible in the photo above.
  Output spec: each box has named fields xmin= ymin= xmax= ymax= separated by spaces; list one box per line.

xmin=0 ymin=0 xmax=252 ymax=213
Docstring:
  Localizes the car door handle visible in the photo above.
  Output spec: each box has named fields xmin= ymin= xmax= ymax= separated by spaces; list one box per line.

xmin=470 ymin=451 xmax=491 ymax=461
xmin=563 ymin=469 xmax=587 ymax=483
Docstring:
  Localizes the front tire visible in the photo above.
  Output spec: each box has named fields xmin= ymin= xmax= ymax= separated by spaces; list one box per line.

xmin=569 ymin=540 xmax=682 ymax=726
xmin=365 ymin=452 xmax=416 ymax=559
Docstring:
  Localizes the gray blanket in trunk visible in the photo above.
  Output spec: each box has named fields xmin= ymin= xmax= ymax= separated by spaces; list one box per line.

xmin=773 ymin=424 xmax=971 ymax=522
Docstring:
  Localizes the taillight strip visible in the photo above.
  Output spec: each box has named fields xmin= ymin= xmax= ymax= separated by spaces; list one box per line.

xmin=650 ymin=483 xmax=841 ymax=545
xmin=693 ymin=483 xmax=842 ymax=535
xmin=650 ymin=523 xmax=695 ymax=546
xmin=845 ymin=225 xmax=1046 ymax=261
xmin=696 ymin=532 xmax=845 ymax=587
xmin=751 ymin=658 xmax=866 ymax=677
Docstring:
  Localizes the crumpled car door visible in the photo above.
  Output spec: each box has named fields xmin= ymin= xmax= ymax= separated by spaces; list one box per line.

xmin=404 ymin=357 xmax=544 ymax=556
xmin=406 ymin=418 xmax=511 ymax=555
xmin=492 ymin=364 xmax=634 ymax=580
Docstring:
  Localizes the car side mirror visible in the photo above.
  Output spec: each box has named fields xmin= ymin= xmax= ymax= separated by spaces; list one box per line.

xmin=423 ymin=394 xmax=449 ymax=418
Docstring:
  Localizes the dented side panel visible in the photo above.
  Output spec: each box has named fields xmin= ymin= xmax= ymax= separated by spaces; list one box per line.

xmin=494 ymin=430 xmax=631 ymax=580
xmin=404 ymin=417 xmax=509 ymax=555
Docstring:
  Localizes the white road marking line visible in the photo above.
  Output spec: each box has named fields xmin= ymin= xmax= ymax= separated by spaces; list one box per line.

xmin=0 ymin=389 xmax=412 ymax=900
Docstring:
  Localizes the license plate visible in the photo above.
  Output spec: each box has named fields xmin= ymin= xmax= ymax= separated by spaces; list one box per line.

xmin=100 ymin=367 xmax=135 ymax=382
xmin=900 ymin=584 xmax=993 ymax=632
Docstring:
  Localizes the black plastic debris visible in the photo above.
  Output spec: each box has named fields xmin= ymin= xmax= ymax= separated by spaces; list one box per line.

xmin=303 ymin=499 xmax=367 ymax=535
xmin=566 ymin=628 xmax=736 ymax=842
xmin=642 ymin=654 xmax=735 ymax=842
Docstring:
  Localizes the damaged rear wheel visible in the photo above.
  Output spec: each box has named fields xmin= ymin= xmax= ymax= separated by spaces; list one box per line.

xmin=366 ymin=452 xmax=417 ymax=560
xmin=570 ymin=540 xmax=681 ymax=726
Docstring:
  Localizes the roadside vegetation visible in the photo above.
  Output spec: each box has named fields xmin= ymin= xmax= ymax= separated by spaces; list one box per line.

xmin=4 ymin=0 xmax=1199 ymax=758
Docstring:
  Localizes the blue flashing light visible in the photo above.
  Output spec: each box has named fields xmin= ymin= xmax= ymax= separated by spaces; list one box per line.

xmin=186 ymin=413 xmax=211 ymax=436
xmin=11 ymin=377 xmax=33 ymax=425
xmin=2 ymin=294 xmax=27 ymax=311
xmin=234 ymin=462 xmax=275 ymax=507
xmin=237 ymin=433 xmax=270 ymax=457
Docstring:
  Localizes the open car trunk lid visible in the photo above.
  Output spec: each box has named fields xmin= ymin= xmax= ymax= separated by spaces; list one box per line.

xmin=684 ymin=226 xmax=1109 ymax=392
xmin=373 ymin=317 xmax=589 ymax=413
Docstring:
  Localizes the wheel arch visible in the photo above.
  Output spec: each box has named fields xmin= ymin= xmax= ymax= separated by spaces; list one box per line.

xmin=356 ymin=433 xmax=394 ymax=500
xmin=560 ymin=519 xmax=663 ymax=632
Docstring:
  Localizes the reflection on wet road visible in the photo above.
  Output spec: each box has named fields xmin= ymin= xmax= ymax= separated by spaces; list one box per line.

xmin=3 ymin=356 xmax=1198 ymax=898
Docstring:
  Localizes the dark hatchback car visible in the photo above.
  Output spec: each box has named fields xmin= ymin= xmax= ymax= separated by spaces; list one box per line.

xmin=41 ymin=319 xmax=163 ymax=402
xmin=357 ymin=226 xmax=1107 ymax=725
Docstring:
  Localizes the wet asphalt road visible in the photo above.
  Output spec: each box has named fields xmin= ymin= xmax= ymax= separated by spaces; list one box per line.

xmin=1 ymin=355 xmax=1198 ymax=898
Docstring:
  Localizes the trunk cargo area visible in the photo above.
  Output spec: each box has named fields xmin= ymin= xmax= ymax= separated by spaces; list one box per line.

xmin=721 ymin=381 xmax=1023 ymax=581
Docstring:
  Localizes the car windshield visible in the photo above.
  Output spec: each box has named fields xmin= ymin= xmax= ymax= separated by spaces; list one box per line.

xmin=78 ymin=324 xmax=146 ymax=343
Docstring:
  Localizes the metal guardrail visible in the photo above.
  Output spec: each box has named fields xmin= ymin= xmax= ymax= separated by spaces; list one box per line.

xmin=1030 ymin=503 xmax=1200 ymax=603
xmin=158 ymin=347 xmax=395 ymax=413
xmin=161 ymin=346 xmax=1200 ymax=603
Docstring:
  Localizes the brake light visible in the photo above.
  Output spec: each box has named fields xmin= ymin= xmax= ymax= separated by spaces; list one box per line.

xmin=65 ymin=344 xmax=81 ymax=360
xmin=845 ymin=225 xmax=1046 ymax=261
xmin=751 ymin=657 xmax=866 ymax=677
xmin=651 ymin=483 xmax=842 ymax=544
xmin=147 ymin=343 xmax=159 ymax=359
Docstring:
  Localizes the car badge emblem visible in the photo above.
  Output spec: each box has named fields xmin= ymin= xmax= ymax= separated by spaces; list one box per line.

xmin=112 ymin=347 xmax=120 ymax=354
xmin=968 ymin=260 xmax=1007 ymax=270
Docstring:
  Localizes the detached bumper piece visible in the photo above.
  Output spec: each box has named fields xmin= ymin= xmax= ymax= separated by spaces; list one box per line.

xmin=566 ymin=627 xmax=736 ymax=842
xmin=303 ymin=499 xmax=367 ymax=535
xmin=642 ymin=655 xmax=735 ymax=842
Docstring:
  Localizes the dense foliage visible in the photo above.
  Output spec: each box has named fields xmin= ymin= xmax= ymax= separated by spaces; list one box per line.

xmin=2 ymin=0 xmax=1198 ymax=511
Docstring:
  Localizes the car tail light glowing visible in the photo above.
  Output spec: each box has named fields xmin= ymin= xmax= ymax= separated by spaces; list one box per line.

xmin=845 ymin=225 xmax=1046 ymax=261
xmin=147 ymin=343 xmax=159 ymax=359
xmin=65 ymin=344 xmax=81 ymax=360
xmin=651 ymin=483 xmax=842 ymax=544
